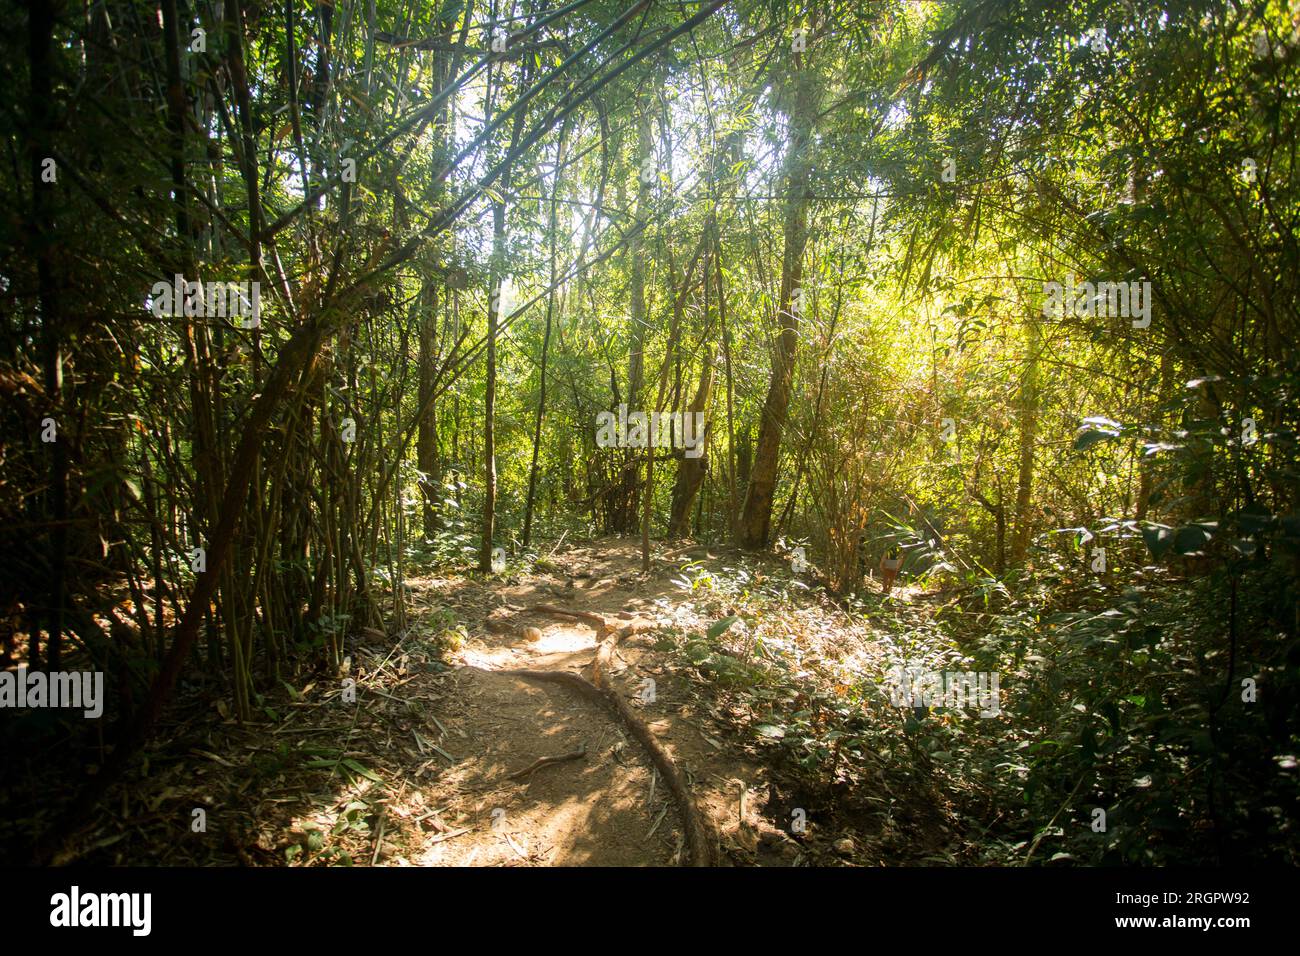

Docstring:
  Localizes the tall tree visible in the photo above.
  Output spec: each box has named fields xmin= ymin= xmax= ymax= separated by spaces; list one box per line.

xmin=738 ymin=35 xmax=821 ymax=548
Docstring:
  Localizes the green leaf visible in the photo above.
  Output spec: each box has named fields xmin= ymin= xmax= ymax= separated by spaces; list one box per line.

xmin=341 ymin=758 xmax=384 ymax=783
xmin=684 ymin=641 xmax=710 ymax=664
xmin=437 ymin=0 xmax=466 ymax=22
xmin=1081 ymin=416 xmax=1123 ymax=429
xmin=706 ymin=615 xmax=742 ymax=640
xmin=1074 ymin=428 xmax=1116 ymax=451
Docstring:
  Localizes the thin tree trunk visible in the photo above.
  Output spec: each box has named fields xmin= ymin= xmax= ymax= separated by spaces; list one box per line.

xmin=641 ymin=236 xmax=708 ymax=570
xmin=1011 ymin=313 xmax=1040 ymax=565
xmin=524 ymin=125 xmax=569 ymax=546
xmin=417 ymin=38 xmax=452 ymax=537
xmin=714 ymin=230 xmax=738 ymax=537
xmin=1136 ymin=347 xmax=1173 ymax=521
xmin=668 ymin=358 xmax=713 ymax=536
xmin=417 ymin=281 xmax=440 ymax=534
xmin=617 ymin=99 xmax=654 ymax=534
xmin=28 ymin=0 xmax=64 ymax=668
xmin=480 ymin=199 xmax=505 ymax=572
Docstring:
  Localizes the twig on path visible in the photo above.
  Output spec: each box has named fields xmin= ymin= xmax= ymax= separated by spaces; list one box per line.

xmin=370 ymin=812 xmax=387 ymax=866
xmin=505 ymin=833 xmax=530 ymax=860
xmin=546 ymin=531 xmax=568 ymax=558
xmin=646 ymin=805 xmax=670 ymax=839
xmin=428 ymin=742 xmax=456 ymax=763
xmin=507 ymin=743 xmax=588 ymax=780
xmin=426 ymin=826 xmax=472 ymax=845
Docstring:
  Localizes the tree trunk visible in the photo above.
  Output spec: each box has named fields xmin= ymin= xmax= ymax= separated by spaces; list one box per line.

xmin=417 ymin=281 xmax=440 ymax=534
xmin=668 ymin=358 xmax=713 ymax=537
xmin=1135 ymin=347 xmax=1173 ymax=521
xmin=737 ymin=62 xmax=819 ymax=549
xmin=1011 ymin=313 xmax=1040 ymax=565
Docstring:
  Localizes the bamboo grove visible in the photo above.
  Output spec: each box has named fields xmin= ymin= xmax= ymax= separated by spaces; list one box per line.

xmin=2 ymin=0 xmax=1298 ymax=861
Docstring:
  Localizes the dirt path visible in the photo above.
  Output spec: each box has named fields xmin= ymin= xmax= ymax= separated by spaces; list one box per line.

xmin=46 ymin=539 xmax=818 ymax=867
xmin=388 ymin=539 xmax=798 ymax=866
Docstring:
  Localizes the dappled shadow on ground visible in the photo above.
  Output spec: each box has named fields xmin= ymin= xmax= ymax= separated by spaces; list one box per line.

xmin=26 ymin=536 xmax=919 ymax=866
xmin=409 ymin=666 xmax=679 ymax=866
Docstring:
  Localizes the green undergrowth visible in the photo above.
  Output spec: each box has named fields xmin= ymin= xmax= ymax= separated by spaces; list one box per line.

xmin=658 ymin=554 xmax=1300 ymax=865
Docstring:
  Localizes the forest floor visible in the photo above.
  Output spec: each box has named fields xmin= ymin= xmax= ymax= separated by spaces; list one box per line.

xmin=28 ymin=537 xmax=957 ymax=867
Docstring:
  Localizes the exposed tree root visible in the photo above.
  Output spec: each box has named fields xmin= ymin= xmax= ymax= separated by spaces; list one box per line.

xmin=657 ymin=543 xmax=740 ymax=562
xmin=501 ymin=609 xmax=716 ymax=866
xmin=526 ymin=603 xmax=611 ymax=633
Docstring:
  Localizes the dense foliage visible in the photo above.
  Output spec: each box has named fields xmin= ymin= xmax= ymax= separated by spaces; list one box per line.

xmin=1 ymin=0 xmax=1296 ymax=864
